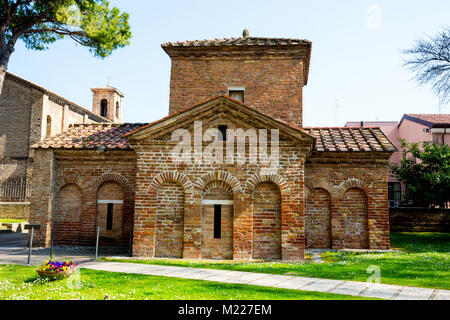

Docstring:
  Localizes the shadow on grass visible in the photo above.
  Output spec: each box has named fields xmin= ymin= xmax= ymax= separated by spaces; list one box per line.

xmin=391 ymin=232 xmax=450 ymax=253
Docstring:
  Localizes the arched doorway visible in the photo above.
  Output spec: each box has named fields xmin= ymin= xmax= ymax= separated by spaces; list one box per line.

xmin=155 ymin=181 xmax=184 ymax=258
xmin=54 ymin=184 xmax=82 ymax=245
xmin=252 ymin=182 xmax=281 ymax=259
xmin=201 ymin=184 xmax=233 ymax=259
xmin=96 ymin=181 xmax=124 ymax=246
xmin=343 ymin=188 xmax=369 ymax=249
xmin=306 ymin=188 xmax=332 ymax=248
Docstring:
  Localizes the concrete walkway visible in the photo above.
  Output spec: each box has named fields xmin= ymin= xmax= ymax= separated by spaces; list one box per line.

xmin=79 ymin=260 xmax=450 ymax=300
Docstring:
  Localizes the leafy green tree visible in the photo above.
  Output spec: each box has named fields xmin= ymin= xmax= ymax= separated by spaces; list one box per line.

xmin=0 ymin=0 xmax=131 ymax=94
xmin=391 ymin=139 xmax=450 ymax=208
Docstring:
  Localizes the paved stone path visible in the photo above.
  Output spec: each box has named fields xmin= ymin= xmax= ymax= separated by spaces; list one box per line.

xmin=79 ymin=260 xmax=450 ymax=300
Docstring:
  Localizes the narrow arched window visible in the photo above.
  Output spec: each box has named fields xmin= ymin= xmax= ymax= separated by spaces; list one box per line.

xmin=115 ymin=101 xmax=119 ymax=119
xmin=100 ymin=99 xmax=108 ymax=117
xmin=46 ymin=115 xmax=52 ymax=137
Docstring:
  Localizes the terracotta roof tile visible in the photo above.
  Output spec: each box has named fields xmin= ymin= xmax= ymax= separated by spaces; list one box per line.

xmin=162 ymin=37 xmax=311 ymax=48
xmin=32 ymin=123 xmax=147 ymax=150
xmin=403 ymin=114 xmax=450 ymax=127
xmin=32 ymin=120 xmax=396 ymax=153
xmin=303 ymin=127 xmax=397 ymax=152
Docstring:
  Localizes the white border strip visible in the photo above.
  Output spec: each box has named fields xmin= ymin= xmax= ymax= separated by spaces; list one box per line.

xmin=201 ymin=200 xmax=234 ymax=205
xmin=97 ymin=200 xmax=123 ymax=204
xmin=228 ymin=87 xmax=245 ymax=91
xmin=0 ymin=202 xmax=30 ymax=205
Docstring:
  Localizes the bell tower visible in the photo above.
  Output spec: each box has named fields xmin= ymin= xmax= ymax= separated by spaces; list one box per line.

xmin=91 ymin=86 xmax=124 ymax=123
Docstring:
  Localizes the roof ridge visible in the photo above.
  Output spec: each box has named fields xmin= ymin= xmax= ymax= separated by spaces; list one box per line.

xmin=123 ymin=95 xmax=314 ymax=140
xmin=162 ymin=37 xmax=311 ymax=47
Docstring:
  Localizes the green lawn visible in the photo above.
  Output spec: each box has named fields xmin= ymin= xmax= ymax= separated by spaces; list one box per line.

xmin=103 ymin=232 xmax=450 ymax=290
xmin=0 ymin=265 xmax=370 ymax=300
xmin=0 ymin=218 xmax=27 ymax=224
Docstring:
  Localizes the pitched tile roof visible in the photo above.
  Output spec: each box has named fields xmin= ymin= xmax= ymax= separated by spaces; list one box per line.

xmin=162 ymin=37 xmax=311 ymax=48
xmin=34 ymin=123 xmax=395 ymax=153
xmin=32 ymin=110 xmax=396 ymax=153
xmin=303 ymin=127 xmax=397 ymax=152
xmin=32 ymin=123 xmax=147 ymax=150
xmin=401 ymin=114 xmax=450 ymax=128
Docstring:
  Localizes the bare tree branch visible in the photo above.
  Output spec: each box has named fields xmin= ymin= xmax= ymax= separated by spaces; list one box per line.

xmin=404 ymin=27 xmax=450 ymax=106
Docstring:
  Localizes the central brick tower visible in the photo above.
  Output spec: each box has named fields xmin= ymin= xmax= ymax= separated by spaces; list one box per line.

xmin=162 ymin=30 xmax=312 ymax=127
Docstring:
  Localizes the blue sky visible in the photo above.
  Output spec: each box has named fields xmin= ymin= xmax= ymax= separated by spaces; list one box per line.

xmin=9 ymin=0 xmax=450 ymax=126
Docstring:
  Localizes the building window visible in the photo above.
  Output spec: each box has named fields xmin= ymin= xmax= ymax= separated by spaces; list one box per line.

xmin=214 ymin=204 xmax=221 ymax=239
xmin=46 ymin=115 xmax=52 ymax=137
xmin=100 ymin=99 xmax=108 ymax=117
xmin=106 ymin=203 xmax=114 ymax=230
xmin=218 ymin=125 xmax=227 ymax=141
xmin=388 ymin=182 xmax=402 ymax=207
xmin=228 ymin=89 xmax=244 ymax=103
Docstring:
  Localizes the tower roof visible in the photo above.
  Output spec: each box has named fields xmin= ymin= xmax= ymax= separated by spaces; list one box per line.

xmin=161 ymin=36 xmax=311 ymax=48
xmin=91 ymin=85 xmax=125 ymax=97
xmin=162 ymin=30 xmax=312 ymax=85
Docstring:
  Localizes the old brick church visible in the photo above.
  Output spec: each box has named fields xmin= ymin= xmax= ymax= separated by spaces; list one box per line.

xmin=30 ymin=32 xmax=396 ymax=260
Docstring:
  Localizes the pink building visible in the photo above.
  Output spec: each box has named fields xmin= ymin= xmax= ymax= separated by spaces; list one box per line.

xmin=346 ymin=114 xmax=450 ymax=207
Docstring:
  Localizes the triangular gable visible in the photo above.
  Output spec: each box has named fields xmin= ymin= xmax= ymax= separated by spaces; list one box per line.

xmin=124 ymin=96 xmax=315 ymax=145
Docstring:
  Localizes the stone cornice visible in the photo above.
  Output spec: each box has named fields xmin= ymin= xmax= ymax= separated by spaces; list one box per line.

xmin=306 ymin=151 xmax=393 ymax=164
xmin=54 ymin=149 xmax=136 ymax=162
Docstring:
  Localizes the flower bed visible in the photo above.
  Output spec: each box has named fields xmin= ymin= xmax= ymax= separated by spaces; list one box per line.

xmin=36 ymin=260 xmax=78 ymax=280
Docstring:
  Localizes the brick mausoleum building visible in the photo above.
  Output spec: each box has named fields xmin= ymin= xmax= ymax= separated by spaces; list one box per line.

xmin=29 ymin=31 xmax=396 ymax=260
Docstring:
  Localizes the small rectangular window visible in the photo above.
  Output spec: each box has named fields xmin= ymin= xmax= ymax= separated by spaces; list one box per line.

xmin=214 ymin=204 xmax=221 ymax=239
xmin=106 ymin=203 xmax=114 ymax=230
xmin=388 ymin=182 xmax=401 ymax=202
xmin=218 ymin=125 xmax=227 ymax=141
xmin=229 ymin=90 xmax=244 ymax=103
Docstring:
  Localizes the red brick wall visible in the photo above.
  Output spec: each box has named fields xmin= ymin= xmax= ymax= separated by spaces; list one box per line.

xmin=168 ymin=57 xmax=304 ymax=127
xmin=131 ymin=141 xmax=307 ymax=260
xmin=252 ymin=182 xmax=281 ymax=259
xmin=155 ymin=181 xmax=184 ymax=258
xmin=343 ymin=188 xmax=369 ymax=249
xmin=305 ymin=152 xmax=391 ymax=250
xmin=30 ymin=150 xmax=136 ymax=248
xmin=54 ymin=183 xmax=82 ymax=245
xmin=305 ymin=188 xmax=331 ymax=249
xmin=30 ymin=146 xmax=390 ymax=256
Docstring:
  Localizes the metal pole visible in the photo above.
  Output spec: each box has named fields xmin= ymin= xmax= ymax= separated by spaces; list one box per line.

xmin=95 ymin=226 xmax=100 ymax=260
xmin=27 ymin=227 xmax=34 ymax=265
